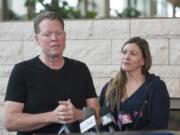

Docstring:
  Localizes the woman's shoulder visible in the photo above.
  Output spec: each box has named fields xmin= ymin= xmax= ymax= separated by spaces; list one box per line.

xmin=145 ymin=73 xmax=168 ymax=96
xmin=146 ymin=73 xmax=165 ymax=86
xmin=100 ymin=79 xmax=114 ymax=95
xmin=99 ymin=80 xmax=112 ymax=106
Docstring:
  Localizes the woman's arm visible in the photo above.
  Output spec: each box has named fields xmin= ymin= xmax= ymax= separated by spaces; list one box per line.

xmin=144 ymin=81 xmax=170 ymax=129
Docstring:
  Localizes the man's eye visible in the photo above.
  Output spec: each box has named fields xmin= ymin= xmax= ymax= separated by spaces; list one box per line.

xmin=56 ymin=32 xmax=64 ymax=35
xmin=42 ymin=33 xmax=50 ymax=36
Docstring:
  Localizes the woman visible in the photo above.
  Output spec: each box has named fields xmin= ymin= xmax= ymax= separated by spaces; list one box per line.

xmin=99 ymin=37 xmax=170 ymax=131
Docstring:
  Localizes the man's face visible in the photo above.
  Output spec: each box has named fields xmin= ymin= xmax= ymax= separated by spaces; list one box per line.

xmin=35 ymin=19 xmax=66 ymax=58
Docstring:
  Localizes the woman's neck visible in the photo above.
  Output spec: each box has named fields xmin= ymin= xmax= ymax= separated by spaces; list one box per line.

xmin=126 ymin=71 xmax=145 ymax=83
xmin=123 ymin=71 xmax=145 ymax=99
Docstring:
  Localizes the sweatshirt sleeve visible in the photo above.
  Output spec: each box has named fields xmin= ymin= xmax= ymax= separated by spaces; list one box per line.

xmin=144 ymin=80 xmax=170 ymax=129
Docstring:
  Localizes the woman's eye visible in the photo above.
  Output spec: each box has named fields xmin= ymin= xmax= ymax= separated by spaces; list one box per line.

xmin=131 ymin=52 xmax=137 ymax=56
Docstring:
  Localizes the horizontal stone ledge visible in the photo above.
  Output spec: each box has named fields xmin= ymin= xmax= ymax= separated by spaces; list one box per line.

xmin=130 ymin=19 xmax=180 ymax=38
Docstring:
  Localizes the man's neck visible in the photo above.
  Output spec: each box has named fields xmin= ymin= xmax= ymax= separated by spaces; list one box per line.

xmin=39 ymin=55 xmax=65 ymax=70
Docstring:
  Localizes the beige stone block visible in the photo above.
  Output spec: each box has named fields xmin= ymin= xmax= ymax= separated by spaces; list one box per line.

xmin=93 ymin=77 xmax=111 ymax=96
xmin=147 ymin=39 xmax=168 ymax=64
xmin=65 ymin=20 xmax=129 ymax=39
xmin=0 ymin=105 xmax=4 ymax=128
xmin=64 ymin=40 xmax=111 ymax=64
xmin=23 ymin=22 xmax=34 ymax=41
xmin=0 ymin=22 xmax=24 ymax=41
xmin=0 ymin=97 xmax=4 ymax=131
xmin=0 ymin=78 xmax=8 ymax=95
xmin=89 ymin=65 xmax=120 ymax=78
xmin=164 ymin=79 xmax=180 ymax=98
xmin=23 ymin=41 xmax=40 ymax=60
xmin=112 ymin=39 xmax=129 ymax=64
xmin=170 ymin=39 xmax=180 ymax=64
xmin=92 ymin=20 xmax=129 ymax=39
xmin=0 ymin=21 xmax=33 ymax=41
xmin=0 ymin=128 xmax=16 ymax=135
xmin=65 ymin=20 xmax=94 ymax=39
xmin=150 ymin=66 xmax=180 ymax=78
xmin=0 ymin=65 xmax=13 ymax=77
xmin=0 ymin=41 xmax=23 ymax=64
xmin=131 ymin=19 xmax=180 ymax=38
xmin=0 ymin=95 xmax=5 ymax=105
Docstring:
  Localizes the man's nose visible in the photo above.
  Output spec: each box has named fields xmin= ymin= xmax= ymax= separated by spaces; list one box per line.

xmin=51 ymin=33 xmax=58 ymax=40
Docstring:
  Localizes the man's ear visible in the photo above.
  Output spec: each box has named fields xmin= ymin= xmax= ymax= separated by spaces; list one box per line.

xmin=34 ymin=34 xmax=39 ymax=44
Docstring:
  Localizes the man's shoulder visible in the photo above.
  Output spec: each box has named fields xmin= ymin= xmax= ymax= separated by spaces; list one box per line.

xmin=64 ymin=57 xmax=86 ymax=67
xmin=14 ymin=56 xmax=39 ymax=69
xmin=64 ymin=57 xmax=90 ymax=74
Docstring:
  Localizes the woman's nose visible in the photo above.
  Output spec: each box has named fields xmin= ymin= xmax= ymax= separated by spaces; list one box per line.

xmin=123 ymin=52 xmax=130 ymax=59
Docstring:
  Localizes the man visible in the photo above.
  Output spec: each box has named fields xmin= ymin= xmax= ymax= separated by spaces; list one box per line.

xmin=4 ymin=11 xmax=100 ymax=135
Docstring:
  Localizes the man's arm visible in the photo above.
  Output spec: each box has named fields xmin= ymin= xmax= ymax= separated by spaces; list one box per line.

xmin=57 ymin=98 xmax=100 ymax=124
xmin=86 ymin=97 xmax=100 ymax=124
xmin=4 ymin=101 xmax=64 ymax=132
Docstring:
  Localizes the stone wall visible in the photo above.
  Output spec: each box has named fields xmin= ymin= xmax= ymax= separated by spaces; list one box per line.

xmin=0 ymin=18 xmax=180 ymax=134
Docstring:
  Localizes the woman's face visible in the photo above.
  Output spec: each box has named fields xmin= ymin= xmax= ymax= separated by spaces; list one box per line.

xmin=121 ymin=43 xmax=145 ymax=73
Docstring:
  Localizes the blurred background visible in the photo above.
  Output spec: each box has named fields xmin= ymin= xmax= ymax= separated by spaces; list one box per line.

xmin=0 ymin=0 xmax=180 ymax=21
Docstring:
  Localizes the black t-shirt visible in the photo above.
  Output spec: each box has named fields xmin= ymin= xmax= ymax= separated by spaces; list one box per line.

xmin=5 ymin=56 xmax=97 ymax=135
